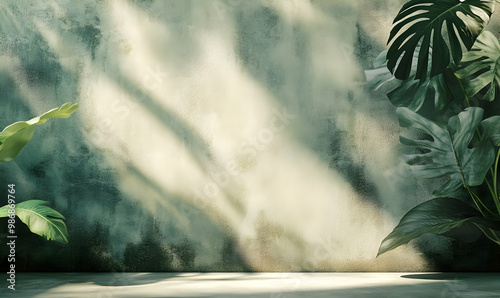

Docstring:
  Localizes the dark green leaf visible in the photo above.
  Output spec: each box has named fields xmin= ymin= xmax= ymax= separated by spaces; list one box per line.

xmin=439 ymin=221 xmax=482 ymax=243
xmin=378 ymin=198 xmax=500 ymax=256
xmin=456 ymin=30 xmax=500 ymax=101
xmin=387 ymin=0 xmax=494 ymax=81
xmin=0 ymin=102 xmax=79 ymax=162
xmin=0 ymin=200 xmax=69 ymax=244
xmin=397 ymin=107 xmax=500 ymax=197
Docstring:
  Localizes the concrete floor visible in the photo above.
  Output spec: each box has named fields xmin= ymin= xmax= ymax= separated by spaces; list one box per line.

xmin=2 ymin=272 xmax=500 ymax=297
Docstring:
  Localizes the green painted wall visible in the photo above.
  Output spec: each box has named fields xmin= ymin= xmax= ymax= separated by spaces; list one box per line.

xmin=1 ymin=0 xmax=499 ymax=272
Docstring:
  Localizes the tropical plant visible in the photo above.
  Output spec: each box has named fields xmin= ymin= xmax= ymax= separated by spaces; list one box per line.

xmin=0 ymin=102 xmax=78 ymax=244
xmin=366 ymin=0 xmax=500 ymax=256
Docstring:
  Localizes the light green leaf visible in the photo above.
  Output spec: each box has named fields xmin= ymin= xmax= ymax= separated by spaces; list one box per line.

xmin=387 ymin=0 xmax=494 ymax=81
xmin=456 ymin=30 xmax=500 ymax=102
xmin=366 ymin=50 xmax=457 ymax=111
xmin=0 ymin=102 xmax=79 ymax=162
xmin=0 ymin=200 xmax=69 ymax=244
xmin=481 ymin=115 xmax=500 ymax=146
xmin=387 ymin=69 xmax=456 ymax=111
xmin=397 ymin=107 xmax=500 ymax=197
xmin=365 ymin=50 xmax=397 ymax=91
xmin=378 ymin=198 xmax=500 ymax=256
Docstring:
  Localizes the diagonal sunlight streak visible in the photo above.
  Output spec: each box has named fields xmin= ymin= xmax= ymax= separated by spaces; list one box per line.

xmin=91 ymin=0 xmax=428 ymax=271
xmin=5 ymin=0 xmax=438 ymax=271
xmin=30 ymin=3 xmax=246 ymax=267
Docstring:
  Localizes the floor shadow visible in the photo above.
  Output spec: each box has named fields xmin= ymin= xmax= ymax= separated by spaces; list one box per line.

xmin=401 ymin=272 xmax=500 ymax=280
xmin=12 ymin=272 xmax=181 ymax=291
xmin=7 ymin=273 xmax=500 ymax=298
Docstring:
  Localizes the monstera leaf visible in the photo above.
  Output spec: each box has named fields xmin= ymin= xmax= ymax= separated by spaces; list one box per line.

xmin=387 ymin=0 xmax=494 ymax=81
xmin=456 ymin=30 xmax=500 ymax=102
xmin=481 ymin=115 xmax=500 ymax=146
xmin=387 ymin=70 xmax=457 ymax=111
xmin=0 ymin=200 xmax=69 ymax=244
xmin=0 ymin=102 xmax=79 ymax=162
xmin=365 ymin=50 xmax=456 ymax=111
xmin=397 ymin=107 xmax=500 ymax=197
xmin=378 ymin=198 xmax=500 ymax=256
xmin=365 ymin=50 xmax=397 ymax=91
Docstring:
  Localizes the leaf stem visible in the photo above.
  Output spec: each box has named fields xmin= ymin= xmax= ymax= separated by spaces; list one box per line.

xmin=455 ymin=72 xmax=500 ymax=214
xmin=453 ymin=71 xmax=471 ymax=107
xmin=494 ymin=148 xmax=500 ymax=215
xmin=467 ymin=187 xmax=496 ymax=217
xmin=484 ymin=178 xmax=499 ymax=213
xmin=475 ymin=225 xmax=500 ymax=245
xmin=454 ymin=72 xmax=483 ymax=140
xmin=494 ymin=230 xmax=500 ymax=243
xmin=468 ymin=188 xmax=485 ymax=215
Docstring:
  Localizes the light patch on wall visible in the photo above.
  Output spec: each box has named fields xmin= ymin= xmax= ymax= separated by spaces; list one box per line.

xmin=266 ymin=0 xmax=334 ymax=25
xmin=0 ymin=0 xmax=445 ymax=271
xmin=235 ymin=139 xmax=428 ymax=271
xmin=75 ymin=0 xmax=429 ymax=270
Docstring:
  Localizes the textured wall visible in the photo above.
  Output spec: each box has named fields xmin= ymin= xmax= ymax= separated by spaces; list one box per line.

xmin=1 ymin=0 xmax=499 ymax=272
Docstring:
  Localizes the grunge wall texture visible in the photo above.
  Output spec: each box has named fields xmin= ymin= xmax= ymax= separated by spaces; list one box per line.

xmin=1 ymin=0 xmax=499 ymax=272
